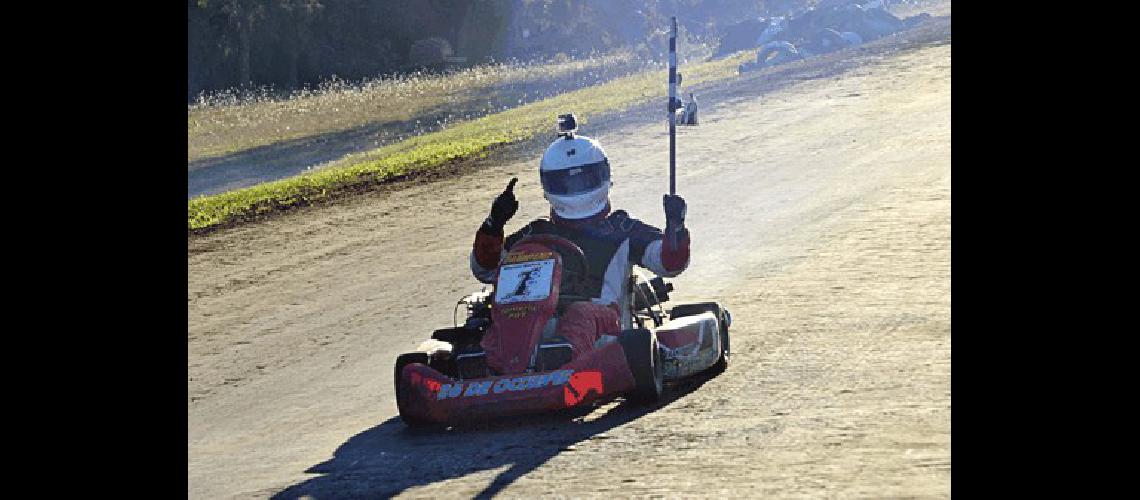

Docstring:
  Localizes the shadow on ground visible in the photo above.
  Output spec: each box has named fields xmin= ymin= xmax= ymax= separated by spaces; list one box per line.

xmin=272 ymin=374 xmax=714 ymax=499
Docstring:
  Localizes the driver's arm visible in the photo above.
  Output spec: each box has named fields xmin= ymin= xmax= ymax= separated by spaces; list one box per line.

xmin=471 ymin=178 xmax=519 ymax=283
xmin=470 ymin=225 xmax=505 ymax=284
xmin=627 ymin=194 xmax=691 ymax=277
xmin=621 ymin=217 xmax=690 ymax=278
xmin=640 ymin=230 xmax=690 ymax=277
xmin=471 ymin=222 xmax=534 ymax=283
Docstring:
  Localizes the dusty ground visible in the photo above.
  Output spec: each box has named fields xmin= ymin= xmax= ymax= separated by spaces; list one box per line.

xmin=188 ymin=13 xmax=950 ymax=499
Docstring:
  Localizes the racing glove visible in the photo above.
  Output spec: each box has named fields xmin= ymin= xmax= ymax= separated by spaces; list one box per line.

xmin=482 ymin=177 xmax=519 ymax=236
xmin=662 ymin=194 xmax=690 ymax=271
xmin=664 ymin=193 xmax=687 ymax=234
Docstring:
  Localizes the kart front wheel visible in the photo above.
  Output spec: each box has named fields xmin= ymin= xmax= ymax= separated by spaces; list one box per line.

xmin=707 ymin=310 xmax=730 ymax=375
xmin=619 ymin=328 xmax=663 ymax=403
xmin=394 ymin=352 xmax=431 ymax=427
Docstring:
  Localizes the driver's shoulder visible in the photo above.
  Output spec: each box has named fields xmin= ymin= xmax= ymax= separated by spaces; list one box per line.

xmin=505 ymin=217 xmax=555 ymax=248
xmin=605 ymin=210 xmax=661 ymax=237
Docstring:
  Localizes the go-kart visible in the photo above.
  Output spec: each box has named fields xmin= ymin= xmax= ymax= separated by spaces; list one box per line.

xmin=393 ymin=234 xmax=732 ymax=426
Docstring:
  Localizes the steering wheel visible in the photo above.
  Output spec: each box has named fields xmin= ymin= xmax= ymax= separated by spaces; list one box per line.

xmin=512 ymin=234 xmax=590 ymax=299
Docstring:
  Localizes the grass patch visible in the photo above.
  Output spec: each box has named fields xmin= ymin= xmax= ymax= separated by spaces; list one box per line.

xmin=188 ymin=51 xmax=647 ymax=164
xmin=188 ymin=50 xmax=752 ymax=232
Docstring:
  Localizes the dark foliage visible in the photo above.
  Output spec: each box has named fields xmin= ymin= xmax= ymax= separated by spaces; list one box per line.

xmin=188 ymin=1 xmax=822 ymax=102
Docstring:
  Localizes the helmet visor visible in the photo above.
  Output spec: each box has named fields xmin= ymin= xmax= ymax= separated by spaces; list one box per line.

xmin=540 ymin=160 xmax=610 ymax=196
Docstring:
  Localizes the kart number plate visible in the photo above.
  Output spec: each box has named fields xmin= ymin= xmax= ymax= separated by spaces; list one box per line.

xmin=495 ymin=259 xmax=555 ymax=304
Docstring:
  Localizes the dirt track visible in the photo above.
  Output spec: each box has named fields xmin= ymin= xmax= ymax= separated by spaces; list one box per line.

xmin=189 ymin=14 xmax=951 ymax=499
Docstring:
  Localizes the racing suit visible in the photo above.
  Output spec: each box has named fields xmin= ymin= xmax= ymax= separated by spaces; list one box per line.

xmin=471 ymin=204 xmax=690 ymax=362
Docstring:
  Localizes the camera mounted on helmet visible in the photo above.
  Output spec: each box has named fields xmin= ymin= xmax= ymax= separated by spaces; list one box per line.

xmin=557 ymin=113 xmax=577 ymax=139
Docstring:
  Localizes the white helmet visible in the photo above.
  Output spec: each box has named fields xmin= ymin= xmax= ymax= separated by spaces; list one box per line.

xmin=539 ymin=133 xmax=611 ymax=219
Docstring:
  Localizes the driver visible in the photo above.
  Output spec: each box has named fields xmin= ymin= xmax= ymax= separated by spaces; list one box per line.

xmin=470 ymin=119 xmax=690 ymax=366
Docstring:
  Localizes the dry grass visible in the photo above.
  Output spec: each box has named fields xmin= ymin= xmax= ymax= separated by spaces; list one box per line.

xmin=187 ymin=51 xmax=652 ymax=164
xmin=188 ymin=48 xmax=752 ymax=232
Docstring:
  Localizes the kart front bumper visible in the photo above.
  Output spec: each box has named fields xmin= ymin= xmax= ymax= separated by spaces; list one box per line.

xmin=397 ymin=340 xmax=637 ymax=423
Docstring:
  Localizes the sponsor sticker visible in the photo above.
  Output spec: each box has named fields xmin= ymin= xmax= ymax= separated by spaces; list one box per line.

xmin=504 ymin=251 xmax=554 ymax=264
xmin=437 ymin=369 xmax=574 ymax=400
xmin=498 ymin=304 xmax=537 ymax=319
xmin=563 ymin=371 xmax=604 ymax=406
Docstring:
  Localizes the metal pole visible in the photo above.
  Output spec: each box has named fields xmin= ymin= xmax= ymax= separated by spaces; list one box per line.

xmin=668 ymin=16 xmax=677 ymax=196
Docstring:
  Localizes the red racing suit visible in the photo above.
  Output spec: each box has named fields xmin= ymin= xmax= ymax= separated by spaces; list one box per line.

xmin=471 ymin=205 xmax=690 ymax=363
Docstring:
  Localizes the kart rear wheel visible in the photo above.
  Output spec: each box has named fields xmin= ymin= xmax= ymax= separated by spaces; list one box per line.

xmin=394 ymin=352 xmax=431 ymax=427
xmin=619 ymin=329 xmax=663 ymax=403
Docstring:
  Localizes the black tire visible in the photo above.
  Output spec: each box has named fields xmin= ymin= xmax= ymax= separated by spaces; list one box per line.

xmin=669 ymin=302 xmax=721 ymax=321
xmin=670 ymin=302 xmax=731 ymax=375
xmin=707 ymin=314 xmax=730 ymax=375
xmin=394 ymin=352 xmax=431 ymax=427
xmin=618 ymin=329 xmax=663 ymax=403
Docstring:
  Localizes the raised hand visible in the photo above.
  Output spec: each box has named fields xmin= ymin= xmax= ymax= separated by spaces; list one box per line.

xmin=663 ymin=193 xmax=686 ymax=231
xmin=485 ymin=178 xmax=519 ymax=232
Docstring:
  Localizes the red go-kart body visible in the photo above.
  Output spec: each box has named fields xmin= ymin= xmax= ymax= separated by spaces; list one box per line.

xmin=394 ymin=235 xmax=728 ymax=426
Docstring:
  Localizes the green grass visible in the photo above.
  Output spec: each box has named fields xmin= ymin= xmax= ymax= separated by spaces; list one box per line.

xmin=188 ymin=51 xmax=752 ymax=232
